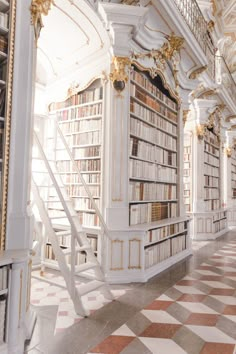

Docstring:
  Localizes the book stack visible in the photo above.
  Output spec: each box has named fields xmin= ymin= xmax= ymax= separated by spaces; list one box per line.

xmin=0 ymin=35 xmax=7 ymax=54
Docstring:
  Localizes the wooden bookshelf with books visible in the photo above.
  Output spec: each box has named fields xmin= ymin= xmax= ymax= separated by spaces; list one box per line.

xmin=231 ymin=147 xmax=236 ymax=200
xmin=129 ymin=68 xmax=178 ymax=226
xmin=49 ymin=79 xmax=103 ymax=229
xmin=183 ymin=134 xmax=192 ymax=212
xmin=204 ymin=129 xmax=220 ymax=211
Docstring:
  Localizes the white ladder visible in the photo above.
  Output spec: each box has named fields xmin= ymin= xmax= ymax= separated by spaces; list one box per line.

xmin=32 ymin=130 xmax=113 ymax=317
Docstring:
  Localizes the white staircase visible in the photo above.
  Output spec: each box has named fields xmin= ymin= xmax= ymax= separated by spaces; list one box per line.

xmin=32 ymin=128 xmax=113 ymax=317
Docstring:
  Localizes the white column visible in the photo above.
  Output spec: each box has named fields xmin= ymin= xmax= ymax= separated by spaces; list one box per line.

xmin=6 ymin=0 xmax=36 ymax=249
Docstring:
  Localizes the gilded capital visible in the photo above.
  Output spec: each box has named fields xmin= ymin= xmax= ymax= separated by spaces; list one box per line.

xmin=225 ymin=147 xmax=232 ymax=158
xmin=183 ymin=110 xmax=190 ymax=126
xmin=30 ymin=0 xmax=54 ymax=42
xmin=196 ymin=124 xmax=206 ymax=140
xmin=109 ymin=56 xmax=131 ymax=92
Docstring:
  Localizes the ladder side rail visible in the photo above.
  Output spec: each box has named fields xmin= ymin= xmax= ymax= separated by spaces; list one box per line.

xmin=34 ymin=131 xmax=84 ymax=243
xmin=56 ymin=122 xmax=111 ymax=240
xmin=32 ymin=180 xmax=71 ymax=282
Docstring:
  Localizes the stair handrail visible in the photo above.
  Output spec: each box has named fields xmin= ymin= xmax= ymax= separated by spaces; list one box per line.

xmin=55 ymin=121 xmax=112 ymax=241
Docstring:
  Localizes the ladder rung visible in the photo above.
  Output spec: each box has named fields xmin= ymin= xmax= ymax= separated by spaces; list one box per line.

xmin=75 ymin=261 xmax=98 ymax=273
xmin=63 ymin=245 xmax=90 ymax=255
xmin=77 ymin=280 xmax=105 ymax=296
xmin=55 ymin=230 xmax=71 ymax=237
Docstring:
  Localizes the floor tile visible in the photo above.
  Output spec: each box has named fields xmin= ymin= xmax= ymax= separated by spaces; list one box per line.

xmin=144 ymin=300 xmax=173 ymax=310
xmin=112 ymin=325 xmax=136 ymax=337
xmin=185 ymin=313 xmax=219 ymax=326
xmin=200 ymin=342 xmax=235 ymax=354
xmin=209 ymin=295 xmax=236 ymax=305
xmin=177 ymin=294 xmax=207 ymax=302
xmin=223 ymin=305 xmax=236 ymax=315
xmin=120 ymin=337 xmax=153 ymax=354
xmin=173 ymin=325 xmax=205 ymax=354
xmin=125 ymin=312 xmax=152 ymax=336
xmin=140 ymin=323 xmax=181 ymax=338
xmin=141 ymin=309 xmax=181 ymax=324
xmin=177 ymin=301 xmax=218 ymax=314
xmin=90 ymin=335 xmax=135 ymax=354
xmin=186 ymin=325 xmax=236 ymax=343
xmin=139 ymin=337 xmax=188 ymax=354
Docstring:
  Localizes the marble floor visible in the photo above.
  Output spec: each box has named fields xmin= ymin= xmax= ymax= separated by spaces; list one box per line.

xmin=25 ymin=231 xmax=236 ymax=354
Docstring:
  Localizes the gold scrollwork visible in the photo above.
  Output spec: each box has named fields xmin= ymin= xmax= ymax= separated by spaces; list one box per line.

xmin=183 ymin=110 xmax=190 ymax=126
xmin=189 ymin=66 xmax=207 ymax=80
xmin=207 ymin=20 xmax=215 ymax=32
xmin=30 ymin=0 xmax=54 ymax=43
xmin=196 ymin=124 xmax=206 ymax=140
xmin=225 ymin=147 xmax=232 ymax=158
xmin=110 ymin=56 xmax=131 ymax=83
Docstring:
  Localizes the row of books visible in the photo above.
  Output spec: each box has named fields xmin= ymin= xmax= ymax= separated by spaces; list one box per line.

xmin=0 ymin=12 xmax=8 ymax=29
xmin=205 ymin=175 xmax=219 ymax=188
xmin=50 ymin=86 xmax=103 ymax=110
xmin=144 ymin=234 xmax=186 ymax=269
xmin=204 ymin=189 xmax=220 ymax=199
xmin=0 ymin=35 xmax=7 ymax=54
xmin=56 ymin=103 xmax=102 ymax=121
xmin=204 ymin=142 xmax=219 ymax=157
xmin=130 ymin=101 xmax=177 ymax=134
xmin=46 ymin=235 xmax=98 ymax=251
xmin=58 ymin=158 xmax=101 ymax=172
xmin=131 ymin=86 xmax=177 ymax=123
xmin=0 ymin=297 xmax=6 ymax=344
xmin=56 ymin=146 xmax=100 ymax=160
xmin=129 ymin=201 xmax=177 ymax=225
xmin=204 ymin=164 xmax=219 ymax=177
xmin=205 ymin=199 xmax=220 ymax=211
xmin=59 ymin=118 xmax=101 ymax=134
xmin=0 ymin=266 xmax=8 ymax=291
xmin=130 ymin=70 xmax=178 ymax=111
xmin=0 ymin=90 xmax=5 ymax=117
xmin=45 ymin=244 xmax=97 ymax=264
xmin=72 ymin=130 xmax=100 ymax=146
xmin=129 ymin=181 xmax=177 ymax=201
xmin=204 ymin=153 xmax=219 ymax=167
xmin=145 ymin=221 xmax=186 ymax=244
xmin=130 ymin=159 xmax=177 ymax=183
xmin=130 ymin=117 xmax=177 ymax=150
xmin=197 ymin=217 xmax=226 ymax=233
xmin=73 ymin=197 xmax=100 ymax=211
xmin=61 ymin=172 xmax=100 ymax=184
xmin=65 ymin=184 xmax=100 ymax=197
xmin=204 ymin=130 xmax=220 ymax=147
xmin=77 ymin=211 xmax=100 ymax=227
xmin=130 ymin=138 xmax=177 ymax=166
xmin=232 ymin=189 xmax=236 ymax=198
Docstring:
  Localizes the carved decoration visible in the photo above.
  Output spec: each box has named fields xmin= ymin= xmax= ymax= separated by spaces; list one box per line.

xmin=207 ymin=20 xmax=215 ymax=32
xmin=67 ymin=81 xmax=79 ymax=97
xmin=196 ymin=124 xmax=206 ymax=140
xmin=189 ymin=66 xmax=207 ymax=80
xmin=30 ymin=0 xmax=54 ymax=42
xmin=198 ymin=88 xmax=217 ymax=99
xmin=225 ymin=147 xmax=232 ymax=158
xmin=225 ymin=114 xmax=236 ymax=122
xmin=110 ymin=56 xmax=131 ymax=92
xmin=121 ymin=0 xmax=139 ymax=4
xmin=132 ymin=33 xmax=184 ymax=90
xmin=183 ymin=110 xmax=190 ymax=126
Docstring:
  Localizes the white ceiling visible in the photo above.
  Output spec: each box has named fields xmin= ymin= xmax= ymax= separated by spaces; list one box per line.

xmin=36 ymin=0 xmax=110 ymax=85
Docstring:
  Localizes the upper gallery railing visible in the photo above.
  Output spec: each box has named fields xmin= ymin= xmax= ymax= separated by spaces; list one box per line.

xmin=216 ymin=56 xmax=236 ymax=104
xmin=173 ymin=0 xmax=215 ymax=80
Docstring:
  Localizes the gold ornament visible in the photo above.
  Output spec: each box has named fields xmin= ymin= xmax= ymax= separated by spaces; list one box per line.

xmin=196 ymin=124 xmax=206 ymax=140
xmin=189 ymin=66 xmax=208 ymax=80
xmin=30 ymin=0 xmax=54 ymax=43
xmin=109 ymin=56 xmax=131 ymax=92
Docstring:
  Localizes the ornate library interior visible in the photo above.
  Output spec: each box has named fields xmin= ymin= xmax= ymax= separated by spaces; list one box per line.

xmin=0 ymin=0 xmax=236 ymax=353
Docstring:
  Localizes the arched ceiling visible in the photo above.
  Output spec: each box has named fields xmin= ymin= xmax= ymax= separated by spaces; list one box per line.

xmin=36 ymin=0 xmax=110 ymax=85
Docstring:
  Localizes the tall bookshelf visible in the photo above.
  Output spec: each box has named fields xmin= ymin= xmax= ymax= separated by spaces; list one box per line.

xmin=40 ymin=80 xmax=104 ymax=266
xmin=184 ymin=101 xmax=228 ymax=240
xmin=129 ymin=69 xmax=178 ymax=225
xmin=183 ymin=134 xmax=192 ymax=212
xmin=231 ymin=147 xmax=236 ymax=200
xmin=204 ymin=129 xmax=220 ymax=211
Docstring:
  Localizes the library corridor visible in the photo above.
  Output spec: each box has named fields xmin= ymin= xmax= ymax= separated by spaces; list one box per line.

xmin=25 ymin=231 xmax=236 ymax=354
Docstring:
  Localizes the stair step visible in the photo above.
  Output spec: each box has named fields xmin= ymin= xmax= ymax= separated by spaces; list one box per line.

xmin=77 ymin=280 xmax=105 ymax=296
xmin=75 ymin=261 xmax=98 ymax=273
xmin=55 ymin=230 xmax=71 ymax=237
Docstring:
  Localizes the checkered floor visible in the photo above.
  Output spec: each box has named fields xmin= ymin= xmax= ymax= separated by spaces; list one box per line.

xmin=89 ymin=241 xmax=236 ymax=354
xmin=31 ymin=271 xmax=130 ymax=334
